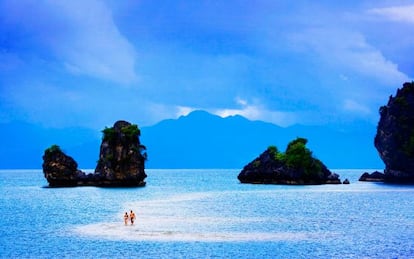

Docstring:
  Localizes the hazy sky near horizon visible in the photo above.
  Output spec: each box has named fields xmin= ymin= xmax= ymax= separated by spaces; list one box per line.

xmin=0 ymin=0 xmax=413 ymax=130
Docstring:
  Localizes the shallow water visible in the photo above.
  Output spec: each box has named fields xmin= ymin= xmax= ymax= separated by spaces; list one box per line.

xmin=1 ymin=169 xmax=413 ymax=258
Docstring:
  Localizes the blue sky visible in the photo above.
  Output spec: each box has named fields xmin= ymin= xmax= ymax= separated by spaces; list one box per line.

xmin=0 ymin=0 xmax=413 ymax=130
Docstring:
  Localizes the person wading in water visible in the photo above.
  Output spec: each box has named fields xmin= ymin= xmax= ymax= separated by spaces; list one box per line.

xmin=130 ymin=210 xmax=136 ymax=225
xmin=124 ymin=212 xmax=129 ymax=225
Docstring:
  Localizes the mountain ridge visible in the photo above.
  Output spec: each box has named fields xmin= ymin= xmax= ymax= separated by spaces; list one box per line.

xmin=0 ymin=110 xmax=383 ymax=169
xmin=141 ymin=110 xmax=383 ymax=169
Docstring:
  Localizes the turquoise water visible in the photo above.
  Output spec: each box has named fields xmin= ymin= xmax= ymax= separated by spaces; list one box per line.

xmin=1 ymin=169 xmax=413 ymax=258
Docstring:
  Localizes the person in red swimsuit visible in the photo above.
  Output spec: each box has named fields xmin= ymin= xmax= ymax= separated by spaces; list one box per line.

xmin=124 ymin=212 xmax=129 ymax=225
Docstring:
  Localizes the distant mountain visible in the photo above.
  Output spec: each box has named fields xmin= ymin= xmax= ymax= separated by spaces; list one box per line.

xmin=141 ymin=110 xmax=383 ymax=169
xmin=0 ymin=110 xmax=383 ymax=169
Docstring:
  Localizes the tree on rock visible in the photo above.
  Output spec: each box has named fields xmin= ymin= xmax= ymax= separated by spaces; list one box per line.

xmin=284 ymin=138 xmax=323 ymax=180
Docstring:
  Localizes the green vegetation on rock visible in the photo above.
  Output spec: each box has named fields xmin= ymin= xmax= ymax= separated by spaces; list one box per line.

xmin=101 ymin=124 xmax=141 ymax=142
xmin=102 ymin=127 xmax=116 ymax=142
xmin=121 ymin=124 xmax=141 ymax=138
xmin=270 ymin=137 xmax=323 ymax=179
xmin=267 ymin=145 xmax=280 ymax=161
xmin=44 ymin=144 xmax=61 ymax=155
xmin=102 ymin=124 xmax=141 ymax=142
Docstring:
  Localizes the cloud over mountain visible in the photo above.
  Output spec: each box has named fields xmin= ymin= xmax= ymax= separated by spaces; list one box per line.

xmin=0 ymin=1 xmax=412 ymax=131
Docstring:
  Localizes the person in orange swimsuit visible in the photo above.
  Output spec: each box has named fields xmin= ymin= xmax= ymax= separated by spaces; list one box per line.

xmin=130 ymin=210 xmax=136 ymax=225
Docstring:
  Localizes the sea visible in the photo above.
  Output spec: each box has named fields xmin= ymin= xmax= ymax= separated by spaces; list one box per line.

xmin=1 ymin=169 xmax=413 ymax=258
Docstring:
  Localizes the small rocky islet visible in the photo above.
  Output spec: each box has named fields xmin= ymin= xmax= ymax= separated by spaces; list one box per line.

xmin=359 ymin=171 xmax=385 ymax=182
xmin=237 ymin=137 xmax=343 ymax=185
xmin=42 ymin=120 xmax=147 ymax=187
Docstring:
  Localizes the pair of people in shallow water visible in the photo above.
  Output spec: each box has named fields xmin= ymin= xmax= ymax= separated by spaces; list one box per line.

xmin=124 ymin=210 xmax=136 ymax=225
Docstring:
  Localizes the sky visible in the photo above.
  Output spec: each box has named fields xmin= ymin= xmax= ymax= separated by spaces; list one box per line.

xmin=0 ymin=0 xmax=413 ymax=130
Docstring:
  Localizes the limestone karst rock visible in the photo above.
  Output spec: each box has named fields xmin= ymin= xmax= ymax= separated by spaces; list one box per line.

xmin=95 ymin=120 xmax=147 ymax=186
xmin=238 ymin=138 xmax=341 ymax=185
xmin=375 ymin=82 xmax=414 ymax=183
xmin=42 ymin=145 xmax=82 ymax=187
xmin=42 ymin=120 xmax=146 ymax=187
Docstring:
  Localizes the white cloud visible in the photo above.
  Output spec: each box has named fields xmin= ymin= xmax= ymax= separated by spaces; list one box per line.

xmin=235 ymin=97 xmax=248 ymax=106
xmin=176 ymin=106 xmax=196 ymax=117
xmin=345 ymin=42 xmax=409 ymax=85
xmin=143 ymin=104 xmax=199 ymax=126
xmin=2 ymin=0 xmax=138 ymax=85
xmin=53 ymin=0 xmax=138 ymax=84
xmin=214 ymin=106 xmax=260 ymax=119
xmin=214 ymin=106 xmax=297 ymax=127
xmin=212 ymin=99 xmax=298 ymax=127
xmin=290 ymin=28 xmax=410 ymax=85
xmin=369 ymin=4 xmax=414 ymax=23
xmin=343 ymin=99 xmax=371 ymax=115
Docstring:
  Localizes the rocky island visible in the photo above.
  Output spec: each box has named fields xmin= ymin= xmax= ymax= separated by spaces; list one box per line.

xmin=374 ymin=82 xmax=414 ymax=183
xmin=238 ymin=137 xmax=342 ymax=185
xmin=359 ymin=171 xmax=385 ymax=182
xmin=42 ymin=120 xmax=147 ymax=187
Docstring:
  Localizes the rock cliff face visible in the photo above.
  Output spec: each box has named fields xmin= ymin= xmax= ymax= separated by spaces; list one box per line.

xmin=95 ymin=120 xmax=147 ymax=186
xmin=238 ymin=138 xmax=341 ymax=185
xmin=375 ymin=82 xmax=414 ymax=183
xmin=42 ymin=145 xmax=82 ymax=187
xmin=42 ymin=121 xmax=147 ymax=187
